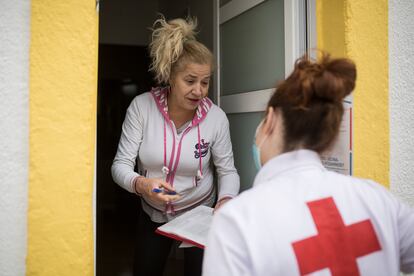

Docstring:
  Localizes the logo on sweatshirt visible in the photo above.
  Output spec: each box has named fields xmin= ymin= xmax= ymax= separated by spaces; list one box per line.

xmin=194 ymin=139 xmax=210 ymax=159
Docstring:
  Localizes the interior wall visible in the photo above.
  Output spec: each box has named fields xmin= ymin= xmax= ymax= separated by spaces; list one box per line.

xmin=99 ymin=0 xmax=159 ymax=45
xmin=159 ymin=0 xmax=214 ymax=51
xmin=99 ymin=0 xmax=213 ymax=58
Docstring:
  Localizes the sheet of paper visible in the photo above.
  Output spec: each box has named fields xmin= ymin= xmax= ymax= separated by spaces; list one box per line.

xmin=179 ymin=242 xmax=194 ymax=248
xmin=320 ymin=100 xmax=353 ymax=175
xmin=156 ymin=205 xmax=214 ymax=248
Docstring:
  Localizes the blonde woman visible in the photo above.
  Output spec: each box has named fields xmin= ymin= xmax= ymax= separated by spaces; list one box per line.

xmin=111 ymin=17 xmax=240 ymax=276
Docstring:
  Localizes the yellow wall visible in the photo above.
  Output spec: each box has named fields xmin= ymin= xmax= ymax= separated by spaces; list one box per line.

xmin=316 ymin=0 xmax=346 ymax=57
xmin=317 ymin=0 xmax=389 ymax=186
xmin=28 ymin=1 xmax=98 ymax=275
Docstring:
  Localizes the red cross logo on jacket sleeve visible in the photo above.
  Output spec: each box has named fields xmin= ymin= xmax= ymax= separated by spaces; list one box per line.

xmin=292 ymin=197 xmax=382 ymax=276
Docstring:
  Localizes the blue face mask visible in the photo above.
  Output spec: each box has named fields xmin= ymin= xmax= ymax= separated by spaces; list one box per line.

xmin=252 ymin=143 xmax=262 ymax=171
xmin=252 ymin=121 xmax=267 ymax=171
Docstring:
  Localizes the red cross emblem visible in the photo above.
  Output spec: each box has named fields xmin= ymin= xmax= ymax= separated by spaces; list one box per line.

xmin=292 ymin=197 xmax=381 ymax=276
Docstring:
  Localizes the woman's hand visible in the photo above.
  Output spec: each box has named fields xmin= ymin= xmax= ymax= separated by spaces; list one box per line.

xmin=214 ymin=197 xmax=232 ymax=213
xmin=134 ymin=177 xmax=181 ymax=204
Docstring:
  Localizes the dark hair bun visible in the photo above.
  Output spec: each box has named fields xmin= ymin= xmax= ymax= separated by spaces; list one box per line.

xmin=267 ymin=53 xmax=357 ymax=153
xmin=313 ymin=54 xmax=356 ymax=103
xmin=291 ymin=53 xmax=356 ymax=108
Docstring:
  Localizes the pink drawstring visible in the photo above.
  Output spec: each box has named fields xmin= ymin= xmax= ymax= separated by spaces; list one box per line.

xmin=168 ymin=126 xmax=191 ymax=185
xmin=164 ymin=123 xmax=203 ymax=190
xmin=163 ymin=118 xmax=176 ymax=183
xmin=163 ymin=119 xmax=167 ymax=171
xmin=163 ymin=119 xmax=169 ymax=215
xmin=166 ymin=202 xmax=175 ymax=215
xmin=197 ymin=125 xmax=203 ymax=183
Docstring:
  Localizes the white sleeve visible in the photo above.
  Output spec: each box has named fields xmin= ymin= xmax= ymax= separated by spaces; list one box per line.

xmin=397 ymin=199 xmax=414 ymax=273
xmin=210 ymin=112 xmax=240 ymax=200
xmin=203 ymin=208 xmax=251 ymax=276
xmin=111 ymin=97 xmax=143 ymax=193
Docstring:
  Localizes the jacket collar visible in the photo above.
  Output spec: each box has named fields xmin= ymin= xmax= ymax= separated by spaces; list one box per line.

xmin=151 ymin=87 xmax=213 ymax=126
xmin=253 ymin=149 xmax=325 ymax=187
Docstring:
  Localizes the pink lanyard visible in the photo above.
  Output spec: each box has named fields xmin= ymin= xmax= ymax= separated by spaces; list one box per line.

xmin=196 ymin=124 xmax=203 ymax=181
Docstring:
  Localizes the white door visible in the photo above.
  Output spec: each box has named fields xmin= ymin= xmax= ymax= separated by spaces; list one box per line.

xmin=214 ymin=0 xmax=317 ymax=191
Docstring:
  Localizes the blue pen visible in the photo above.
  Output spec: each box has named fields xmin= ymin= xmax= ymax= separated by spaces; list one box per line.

xmin=152 ymin=188 xmax=177 ymax=195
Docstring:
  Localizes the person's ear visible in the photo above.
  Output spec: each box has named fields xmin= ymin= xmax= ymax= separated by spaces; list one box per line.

xmin=262 ymin=107 xmax=277 ymax=135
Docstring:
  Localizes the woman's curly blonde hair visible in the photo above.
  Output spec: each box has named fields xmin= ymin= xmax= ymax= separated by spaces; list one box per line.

xmin=149 ymin=16 xmax=213 ymax=85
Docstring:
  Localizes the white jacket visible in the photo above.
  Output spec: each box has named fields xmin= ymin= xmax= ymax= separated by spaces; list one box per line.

xmin=112 ymin=87 xmax=240 ymax=222
xmin=203 ymin=150 xmax=414 ymax=276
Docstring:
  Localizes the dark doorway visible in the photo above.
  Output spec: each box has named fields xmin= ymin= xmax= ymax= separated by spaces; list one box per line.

xmin=96 ymin=43 xmax=153 ymax=276
xmin=96 ymin=1 xmax=213 ymax=275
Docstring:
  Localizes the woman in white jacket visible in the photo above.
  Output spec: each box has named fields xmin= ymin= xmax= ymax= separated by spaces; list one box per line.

xmin=203 ymin=54 xmax=414 ymax=276
xmin=111 ymin=17 xmax=239 ymax=276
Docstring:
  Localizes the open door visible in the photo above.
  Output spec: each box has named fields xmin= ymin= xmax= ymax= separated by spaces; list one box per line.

xmin=214 ymin=0 xmax=316 ymax=191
